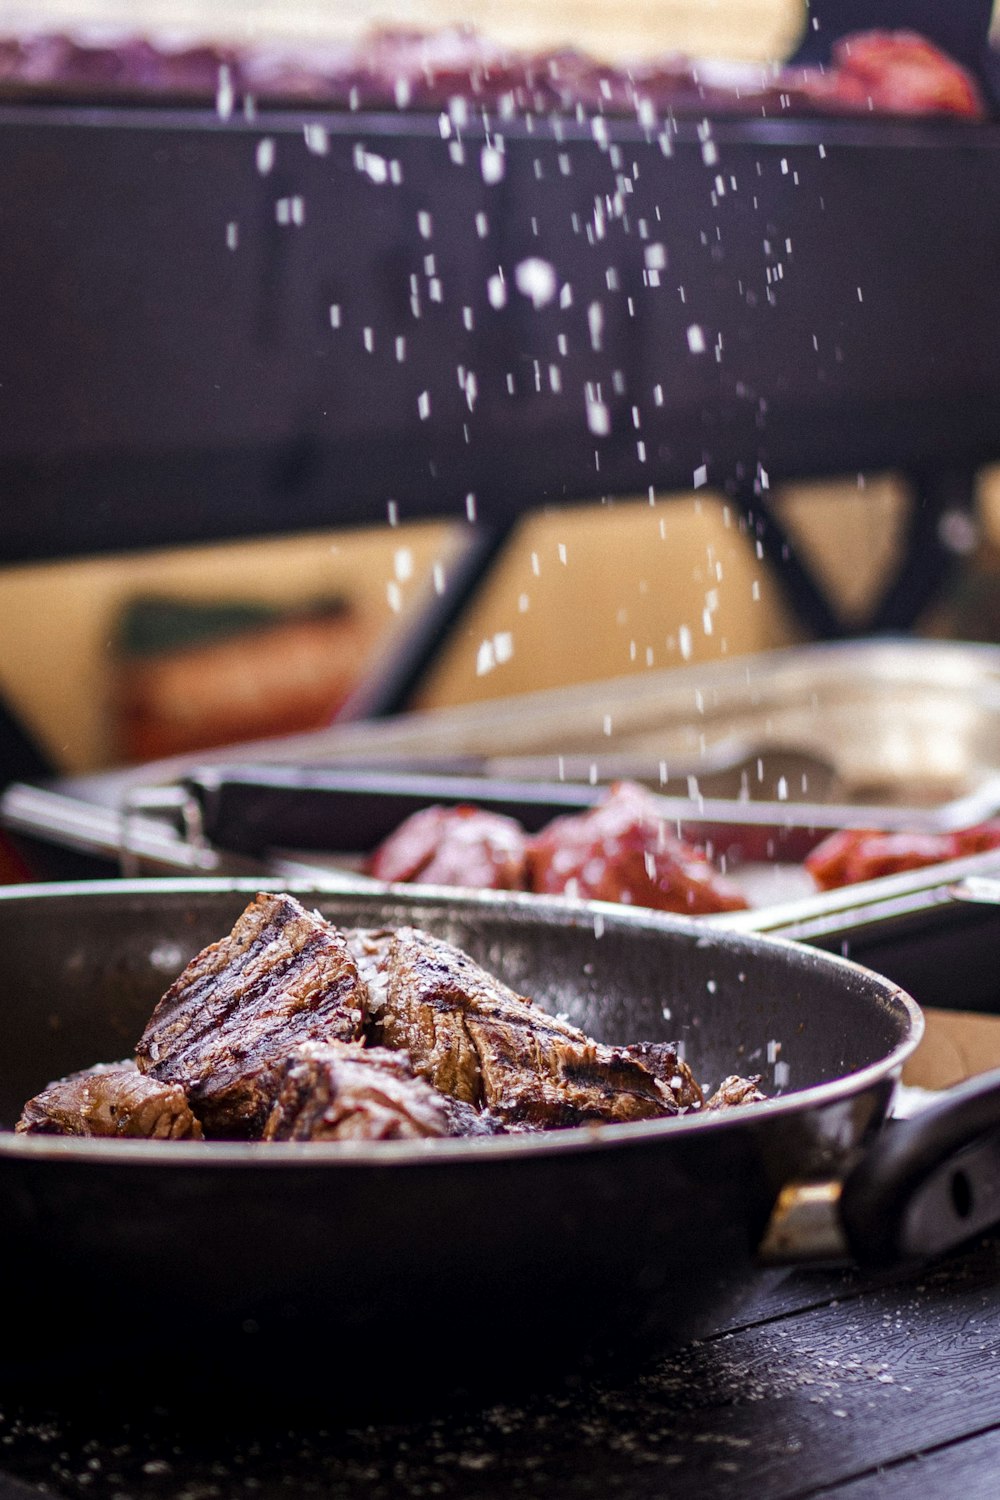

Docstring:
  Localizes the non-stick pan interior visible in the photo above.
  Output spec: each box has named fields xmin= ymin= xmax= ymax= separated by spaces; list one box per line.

xmin=0 ymin=878 xmax=924 ymax=1401
xmin=0 ymin=878 xmax=917 ymax=1130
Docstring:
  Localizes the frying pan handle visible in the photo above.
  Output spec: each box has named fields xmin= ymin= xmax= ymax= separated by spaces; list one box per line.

xmin=839 ymin=1064 xmax=1000 ymax=1268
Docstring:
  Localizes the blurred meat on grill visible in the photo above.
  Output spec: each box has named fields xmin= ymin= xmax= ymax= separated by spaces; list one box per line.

xmin=527 ymin=781 xmax=750 ymax=915
xmin=0 ymin=24 xmax=987 ymax=118
xmin=365 ymin=782 xmax=748 ymax=916
xmin=367 ymin=803 xmax=531 ymax=890
xmin=806 ymin=820 xmax=1000 ymax=890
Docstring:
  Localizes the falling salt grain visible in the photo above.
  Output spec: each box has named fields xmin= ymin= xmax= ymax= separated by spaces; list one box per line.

xmin=255 ymin=137 xmax=275 ymax=175
xmin=360 ymin=151 xmax=388 ymax=184
xmin=514 ymin=257 xmax=558 ymax=309
xmin=644 ymin=243 xmax=667 ymax=277
xmin=481 ymin=145 xmax=506 ymax=184
xmin=417 ymin=390 xmax=431 ymax=420
xmin=687 ymin=325 xmax=706 ymax=354
xmin=225 ymin=222 xmax=238 ymax=251
xmin=487 ymin=273 xmax=507 ymax=309
xmin=586 ymin=395 xmax=611 ymax=437
xmin=679 ymin=624 xmax=693 ymax=660
xmin=215 ymin=65 xmax=233 ymax=119
xmin=693 ymin=465 xmax=708 ymax=489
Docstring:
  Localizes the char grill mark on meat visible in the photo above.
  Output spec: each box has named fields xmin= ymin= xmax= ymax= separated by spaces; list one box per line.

xmin=135 ymin=892 xmax=366 ymax=1137
xmin=16 ymin=1061 xmax=203 ymax=1140
xmin=262 ymin=1042 xmax=451 ymax=1142
xmin=621 ymin=1041 xmax=704 ymax=1112
xmin=365 ymin=925 xmax=702 ymax=1128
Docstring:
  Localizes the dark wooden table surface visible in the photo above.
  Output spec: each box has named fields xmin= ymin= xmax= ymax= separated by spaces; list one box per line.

xmin=2 ymin=1234 xmax=999 ymax=1500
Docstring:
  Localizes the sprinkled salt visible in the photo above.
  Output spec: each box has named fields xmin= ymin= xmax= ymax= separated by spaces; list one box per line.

xmin=514 ymin=257 xmax=558 ymax=309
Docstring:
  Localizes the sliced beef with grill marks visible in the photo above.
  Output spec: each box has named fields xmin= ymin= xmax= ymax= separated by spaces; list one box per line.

xmin=361 ymin=925 xmax=703 ymax=1129
xmin=136 ymin=892 xmax=366 ymax=1137
xmin=620 ymin=1041 xmax=704 ymax=1112
xmin=262 ymin=1041 xmax=451 ymax=1142
xmin=16 ymin=1060 xmax=203 ymax=1140
xmin=706 ymin=1074 xmax=767 ymax=1110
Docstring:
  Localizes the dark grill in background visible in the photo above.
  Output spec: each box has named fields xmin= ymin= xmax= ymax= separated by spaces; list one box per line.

xmin=1 ymin=105 xmax=999 ymax=635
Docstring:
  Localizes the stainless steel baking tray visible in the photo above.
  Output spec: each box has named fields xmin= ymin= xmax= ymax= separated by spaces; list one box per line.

xmin=8 ymin=637 xmax=1000 ymax=907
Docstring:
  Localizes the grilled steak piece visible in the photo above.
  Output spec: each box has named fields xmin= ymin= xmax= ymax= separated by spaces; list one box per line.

xmin=136 ymin=892 xmax=366 ymax=1137
xmin=362 ymin=925 xmax=702 ymax=1128
xmin=621 ymin=1041 xmax=704 ymax=1112
xmin=706 ymin=1075 xmax=767 ymax=1110
xmin=16 ymin=1060 xmax=203 ymax=1140
xmin=262 ymin=1041 xmax=451 ymax=1142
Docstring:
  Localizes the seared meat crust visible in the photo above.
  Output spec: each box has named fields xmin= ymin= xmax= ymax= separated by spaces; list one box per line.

xmin=363 ymin=925 xmax=703 ymax=1128
xmin=135 ymin=892 xmax=365 ymax=1137
xmin=263 ymin=1041 xmax=451 ymax=1142
xmin=621 ymin=1041 xmax=704 ymax=1113
xmin=15 ymin=896 xmax=762 ymax=1146
xmin=16 ymin=1061 xmax=203 ymax=1140
xmin=706 ymin=1075 xmax=767 ymax=1110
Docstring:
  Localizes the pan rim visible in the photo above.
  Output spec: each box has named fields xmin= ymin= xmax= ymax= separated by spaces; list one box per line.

xmin=0 ymin=876 xmax=924 ymax=1168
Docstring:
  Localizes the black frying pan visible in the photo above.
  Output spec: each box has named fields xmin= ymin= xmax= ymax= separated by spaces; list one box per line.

xmin=0 ymin=877 xmax=997 ymax=1407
